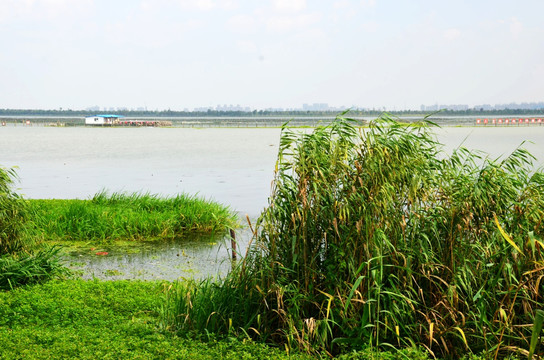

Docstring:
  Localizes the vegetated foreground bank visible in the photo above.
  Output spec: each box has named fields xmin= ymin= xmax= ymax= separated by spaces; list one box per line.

xmin=162 ymin=114 xmax=544 ymax=358
xmin=2 ymin=168 xmax=322 ymax=359
xmin=0 ymin=280 xmax=318 ymax=360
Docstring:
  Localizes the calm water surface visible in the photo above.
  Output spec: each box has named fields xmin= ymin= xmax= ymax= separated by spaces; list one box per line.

xmin=1 ymin=125 xmax=543 ymax=280
xmin=1 ymin=126 xmax=281 ymax=217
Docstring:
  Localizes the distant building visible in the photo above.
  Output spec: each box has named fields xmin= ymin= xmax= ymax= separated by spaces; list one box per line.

xmin=445 ymin=104 xmax=469 ymax=111
xmin=194 ymin=106 xmax=213 ymax=112
xmin=420 ymin=104 xmax=469 ymax=111
xmin=214 ymin=104 xmax=250 ymax=112
xmin=302 ymin=103 xmax=330 ymax=111
xmin=85 ymin=114 xmax=124 ymax=125
xmin=474 ymin=104 xmax=493 ymax=111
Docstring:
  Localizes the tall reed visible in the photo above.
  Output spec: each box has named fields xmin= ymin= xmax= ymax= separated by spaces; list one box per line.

xmin=0 ymin=167 xmax=28 ymax=254
xmin=1 ymin=167 xmax=66 ymax=290
xmin=163 ymin=114 xmax=544 ymax=358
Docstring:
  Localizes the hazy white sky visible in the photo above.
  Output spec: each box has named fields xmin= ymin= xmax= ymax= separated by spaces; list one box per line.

xmin=1 ymin=0 xmax=543 ymax=110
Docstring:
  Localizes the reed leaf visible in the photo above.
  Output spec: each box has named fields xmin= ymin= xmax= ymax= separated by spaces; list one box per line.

xmin=528 ymin=310 xmax=544 ymax=359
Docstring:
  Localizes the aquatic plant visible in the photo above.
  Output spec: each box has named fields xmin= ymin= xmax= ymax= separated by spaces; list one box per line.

xmin=0 ymin=166 xmax=28 ymax=254
xmin=26 ymin=191 xmax=237 ymax=242
xmin=0 ymin=246 xmax=68 ymax=290
xmin=163 ymin=114 xmax=544 ymax=358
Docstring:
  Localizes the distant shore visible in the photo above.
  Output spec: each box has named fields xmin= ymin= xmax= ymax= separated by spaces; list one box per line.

xmin=2 ymin=113 xmax=544 ymax=127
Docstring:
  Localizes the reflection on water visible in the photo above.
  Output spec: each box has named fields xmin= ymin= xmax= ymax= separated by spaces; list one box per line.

xmin=63 ymin=228 xmax=253 ymax=280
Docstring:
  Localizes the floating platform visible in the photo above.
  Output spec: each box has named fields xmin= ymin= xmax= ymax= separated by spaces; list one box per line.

xmin=112 ymin=120 xmax=173 ymax=127
xmin=476 ymin=118 xmax=543 ymax=125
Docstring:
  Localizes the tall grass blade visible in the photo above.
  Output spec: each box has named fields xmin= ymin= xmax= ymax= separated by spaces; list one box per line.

xmin=528 ymin=310 xmax=544 ymax=359
xmin=494 ymin=214 xmax=522 ymax=253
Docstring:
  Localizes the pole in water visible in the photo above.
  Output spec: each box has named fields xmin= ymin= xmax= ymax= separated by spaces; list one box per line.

xmin=230 ymin=228 xmax=237 ymax=261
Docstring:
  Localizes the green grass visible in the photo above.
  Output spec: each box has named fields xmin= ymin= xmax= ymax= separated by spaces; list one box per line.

xmin=25 ymin=191 xmax=237 ymax=243
xmin=0 ymin=279 xmax=441 ymax=359
xmin=161 ymin=114 xmax=544 ymax=358
xmin=0 ymin=280 xmax=310 ymax=359
xmin=0 ymin=246 xmax=68 ymax=290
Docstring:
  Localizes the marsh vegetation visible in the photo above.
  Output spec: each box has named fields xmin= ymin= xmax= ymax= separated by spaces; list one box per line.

xmin=163 ymin=115 xmax=544 ymax=358
xmin=25 ymin=191 xmax=237 ymax=243
xmin=1 ymin=167 xmax=67 ymax=289
xmin=2 ymin=114 xmax=544 ymax=358
xmin=0 ymin=166 xmax=237 ymax=289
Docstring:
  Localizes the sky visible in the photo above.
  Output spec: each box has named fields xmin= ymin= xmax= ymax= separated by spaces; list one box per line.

xmin=1 ymin=0 xmax=543 ymax=111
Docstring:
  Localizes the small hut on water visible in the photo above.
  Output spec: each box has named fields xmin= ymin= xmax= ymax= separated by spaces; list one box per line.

xmin=85 ymin=114 xmax=124 ymax=126
xmin=84 ymin=115 xmax=171 ymax=127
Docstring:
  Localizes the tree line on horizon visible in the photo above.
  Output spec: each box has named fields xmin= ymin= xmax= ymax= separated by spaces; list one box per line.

xmin=0 ymin=107 xmax=543 ymax=118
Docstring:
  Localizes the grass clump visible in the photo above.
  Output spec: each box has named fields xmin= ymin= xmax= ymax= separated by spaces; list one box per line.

xmin=162 ymin=114 xmax=544 ymax=358
xmin=1 ymin=167 xmax=65 ymax=290
xmin=0 ymin=246 xmax=68 ymax=290
xmin=26 ymin=191 xmax=237 ymax=242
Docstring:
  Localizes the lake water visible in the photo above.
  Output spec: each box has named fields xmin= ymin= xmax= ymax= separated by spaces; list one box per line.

xmin=1 ymin=126 xmax=281 ymax=217
xmin=1 ymin=125 xmax=544 ymax=280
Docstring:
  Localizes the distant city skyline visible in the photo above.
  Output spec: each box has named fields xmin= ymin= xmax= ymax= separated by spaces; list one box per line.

xmin=1 ymin=1 xmax=543 ymax=111
xmin=78 ymin=100 xmax=544 ymax=113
